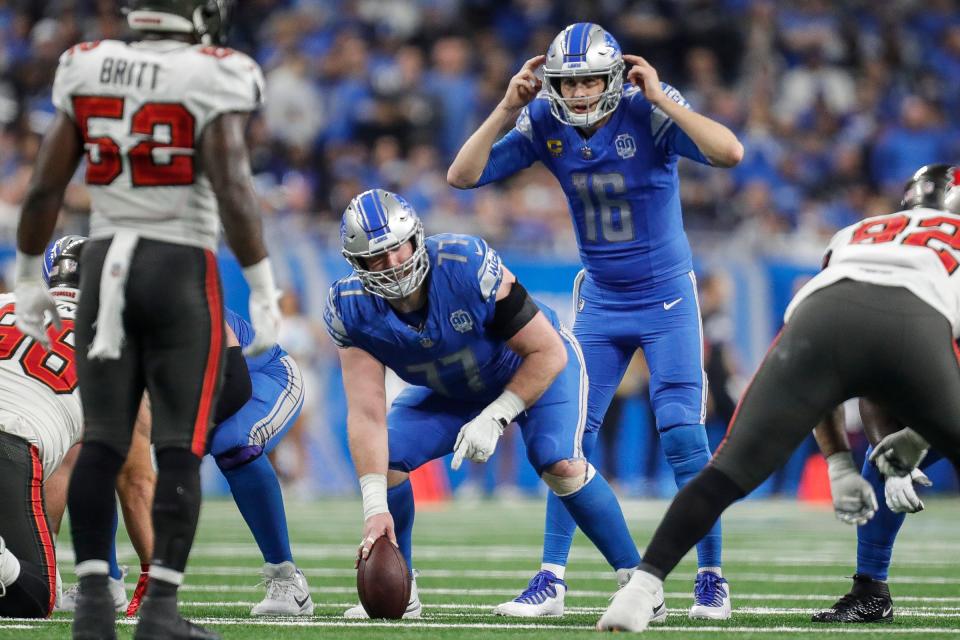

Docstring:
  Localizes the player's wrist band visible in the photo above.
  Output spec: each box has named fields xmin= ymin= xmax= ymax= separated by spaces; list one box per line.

xmin=486 ymin=389 xmax=526 ymax=428
xmin=242 ymin=258 xmax=277 ymax=296
xmin=14 ymin=250 xmax=44 ymax=284
xmin=359 ymin=473 xmax=389 ymax=520
xmin=825 ymin=452 xmax=857 ymax=476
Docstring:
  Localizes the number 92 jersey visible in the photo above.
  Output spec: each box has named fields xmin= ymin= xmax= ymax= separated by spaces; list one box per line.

xmin=325 ymin=234 xmax=562 ymax=403
xmin=786 ymin=207 xmax=960 ymax=336
xmin=0 ymin=290 xmax=82 ymax=479
xmin=52 ymin=39 xmax=265 ymax=252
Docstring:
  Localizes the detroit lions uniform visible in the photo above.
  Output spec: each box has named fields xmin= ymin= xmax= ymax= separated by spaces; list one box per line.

xmin=476 ymin=83 xmax=721 ymax=570
xmin=327 ymin=233 xmax=640 ymax=576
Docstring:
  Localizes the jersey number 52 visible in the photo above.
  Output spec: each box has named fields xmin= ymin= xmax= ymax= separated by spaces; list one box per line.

xmin=72 ymin=96 xmax=195 ymax=187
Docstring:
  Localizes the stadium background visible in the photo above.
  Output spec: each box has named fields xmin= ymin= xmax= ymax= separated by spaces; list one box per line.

xmin=0 ymin=0 xmax=958 ymax=499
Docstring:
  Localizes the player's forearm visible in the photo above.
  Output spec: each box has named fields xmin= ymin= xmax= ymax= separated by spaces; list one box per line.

xmin=18 ymin=189 xmax=65 ymax=255
xmin=448 ymin=102 xmax=519 ymax=188
xmin=217 ymin=184 xmax=269 ymax=267
xmin=860 ymin=398 xmax=904 ymax=447
xmin=813 ymin=405 xmax=850 ymax=458
xmin=655 ymin=98 xmax=743 ymax=168
xmin=347 ymin=417 xmax=390 ymax=478
xmin=505 ymin=345 xmax=567 ymax=409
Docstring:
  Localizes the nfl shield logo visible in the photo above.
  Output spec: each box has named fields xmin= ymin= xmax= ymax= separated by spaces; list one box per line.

xmin=615 ymin=133 xmax=636 ymax=159
xmin=420 ymin=337 xmax=434 ymax=348
xmin=449 ymin=310 xmax=474 ymax=333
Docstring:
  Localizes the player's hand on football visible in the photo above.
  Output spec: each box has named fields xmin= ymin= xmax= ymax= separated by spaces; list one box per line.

xmin=14 ymin=280 xmax=61 ymax=349
xmin=500 ymin=55 xmax=545 ymax=111
xmin=245 ymin=288 xmax=281 ymax=356
xmin=623 ymin=55 xmax=666 ymax=106
xmin=826 ymin=452 xmax=878 ymax=526
xmin=357 ymin=512 xmax=398 ymax=568
xmin=870 ymin=428 xmax=930 ymax=477
xmin=451 ymin=413 xmax=505 ymax=470
xmin=884 ymin=467 xmax=932 ymax=514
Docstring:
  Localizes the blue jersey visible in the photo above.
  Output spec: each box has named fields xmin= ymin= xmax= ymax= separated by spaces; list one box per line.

xmin=325 ymin=233 xmax=561 ymax=403
xmin=477 ymin=85 xmax=710 ymax=289
xmin=224 ymin=307 xmax=285 ymax=372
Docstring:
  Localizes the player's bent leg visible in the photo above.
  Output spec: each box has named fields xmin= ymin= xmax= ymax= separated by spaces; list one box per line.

xmin=116 ymin=412 xmax=155 ymax=617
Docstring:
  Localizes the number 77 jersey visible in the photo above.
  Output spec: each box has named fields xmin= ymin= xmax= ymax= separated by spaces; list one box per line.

xmin=786 ymin=207 xmax=960 ymax=336
xmin=52 ymin=39 xmax=265 ymax=252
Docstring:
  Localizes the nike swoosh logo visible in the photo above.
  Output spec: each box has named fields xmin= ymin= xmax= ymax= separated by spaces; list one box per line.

xmin=882 ymin=606 xmax=892 ymax=617
xmin=663 ymin=298 xmax=682 ymax=310
xmin=295 ymin=595 xmax=310 ymax=608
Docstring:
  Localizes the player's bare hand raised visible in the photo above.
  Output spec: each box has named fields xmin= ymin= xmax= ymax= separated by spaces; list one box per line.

xmin=623 ymin=55 xmax=666 ymax=107
xmin=357 ymin=512 xmax=398 ymax=567
xmin=500 ymin=55 xmax=545 ymax=112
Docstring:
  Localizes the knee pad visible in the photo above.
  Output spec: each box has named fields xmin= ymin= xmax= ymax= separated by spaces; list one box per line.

xmin=542 ymin=461 xmax=597 ymax=497
xmin=214 ymin=444 xmax=264 ymax=472
xmin=656 ymin=400 xmax=700 ymax=432
xmin=660 ymin=424 xmax=710 ymax=470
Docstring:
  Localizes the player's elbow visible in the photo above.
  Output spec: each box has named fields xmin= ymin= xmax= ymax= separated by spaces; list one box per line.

xmin=543 ymin=332 xmax=568 ymax=378
xmin=446 ymin=165 xmax=478 ymax=190
xmin=713 ymin=139 xmax=744 ymax=168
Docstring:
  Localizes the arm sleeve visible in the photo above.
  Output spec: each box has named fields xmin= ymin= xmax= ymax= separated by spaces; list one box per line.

xmin=474 ymin=107 xmax=540 ymax=187
xmin=651 ymin=83 xmax=711 ymax=165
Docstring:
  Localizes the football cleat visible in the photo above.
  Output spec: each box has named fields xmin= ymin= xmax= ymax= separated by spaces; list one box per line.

xmin=133 ymin=594 xmax=221 ymax=639
xmin=689 ymin=570 xmax=731 ymax=620
xmin=344 ymin=570 xmax=421 ymax=619
xmin=58 ymin=571 xmax=129 ymax=613
xmin=615 ymin=567 xmax=668 ymax=623
xmin=126 ymin=569 xmax=150 ymax=617
xmin=250 ymin=562 xmax=314 ymax=616
xmin=597 ymin=570 xmax=662 ymax=632
xmin=812 ymin=574 xmax=893 ymax=623
xmin=72 ymin=579 xmax=120 ymax=640
xmin=493 ymin=570 xmax=566 ymax=617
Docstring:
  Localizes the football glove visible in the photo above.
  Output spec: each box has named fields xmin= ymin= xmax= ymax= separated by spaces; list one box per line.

xmin=242 ymin=258 xmax=281 ymax=356
xmin=827 ymin=452 xmax=878 ymax=526
xmin=14 ymin=251 xmax=60 ymax=349
xmin=451 ymin=390 xmax=525 ymax=470
xmin=870 ymin=428 xmax=929 ymax=477
xmin=884 ymin=468 xmax=932 ymax=514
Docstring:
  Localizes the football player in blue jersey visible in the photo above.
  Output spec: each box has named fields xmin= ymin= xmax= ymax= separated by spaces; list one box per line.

xmin=448 ymin=23 xmax=743 ymax=619
xmin=326 ymin=189 xmax=665 ymax=621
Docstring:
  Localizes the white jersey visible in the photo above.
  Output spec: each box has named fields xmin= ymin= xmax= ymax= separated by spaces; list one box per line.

xmin=0 ymin=289 xmax=83 ymax=479
xmin=786 ymin=207 xmax=960 ymax=336
xmin=52 ymin=39 xmax=265 ymax=251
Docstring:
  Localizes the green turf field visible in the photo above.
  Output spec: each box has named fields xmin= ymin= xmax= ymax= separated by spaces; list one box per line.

xmin=4 ymin=496 xmax=959 ymax=638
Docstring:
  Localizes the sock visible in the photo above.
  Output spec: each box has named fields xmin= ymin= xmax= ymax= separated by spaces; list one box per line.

xmin=698 ymin=566 xmax=722 ymax=577
xmin=855 ymin=447 xmax=903 ymax=582
xmin=108 ymin=508 xmax=123 ymax=580
xmin=146 ymin=576 xmax=178 ymax=599
xmin=541 ymin=562 xmax=565 ymax=580
xmin=541 ymin=431 xmax=598 ymax=567
xmin=639 ymin=466 xmax=744 ymax=580
xmin=222 ymin=454 xmax=293 ymax=564
xmin=68 ymin=442 xmax=125 ymax=566
xmin=151 ymin=448 xmax=202 ymax=578
xmin=661 ymin=425 xmax=722 ymax=568
xmin=558 ymin=471 xmax=640 ymax=571
xmin=388 ymin=479 xmax=415 ymax=572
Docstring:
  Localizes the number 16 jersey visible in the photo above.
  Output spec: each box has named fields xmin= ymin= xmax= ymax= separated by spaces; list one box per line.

xmin=52 ymin=39 xmax=265 ymax=251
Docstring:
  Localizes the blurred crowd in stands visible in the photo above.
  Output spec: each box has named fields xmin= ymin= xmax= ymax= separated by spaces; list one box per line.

xmin=1 ymin=0 xmax=959 ymax=258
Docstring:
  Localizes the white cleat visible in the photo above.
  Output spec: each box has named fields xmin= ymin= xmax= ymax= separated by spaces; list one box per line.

xmin=493 ymin=570 xmax=566 ymax=617
xmin=344 ymin=571 xmax=422 ymax=619
xmin=251 ymin=561 xmax=314 ymax=616
xmin=55 ymin=571 xmax=128 ymax=613
xmin=616 ymin=567 xmax=668 ymax=624
xmin=689 ymin=571 xmax=731 ymax=620
xmin=597 ymin=570 xmax=662 ymax=632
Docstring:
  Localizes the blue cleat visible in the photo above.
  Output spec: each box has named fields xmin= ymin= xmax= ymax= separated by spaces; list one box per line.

xmin=494 ymin=570 xmax=566 ymax=617
xmin=689 ymin=571 xmax=731 ymax=620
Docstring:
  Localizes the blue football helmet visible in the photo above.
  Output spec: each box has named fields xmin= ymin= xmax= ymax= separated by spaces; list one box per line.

xmin=43 ymin=235 xmax=87 ymax=289
xmin=340 ymin=189 xmax=428 ymax=300
xmin=543 ymin=23 xmax=625 ymax=127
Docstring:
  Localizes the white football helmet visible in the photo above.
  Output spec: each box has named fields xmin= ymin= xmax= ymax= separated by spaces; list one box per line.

xmin=341 ymin=189 xmax=428 ymax=300
xmin=543 ymin=23 xmax=625 ymax=127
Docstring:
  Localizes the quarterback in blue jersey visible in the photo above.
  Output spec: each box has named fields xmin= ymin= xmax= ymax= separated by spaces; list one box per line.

xmin=326 ymin=189 xmax=662 ymax=621
xmin=448 ymin=23 xmax=743 ymax=619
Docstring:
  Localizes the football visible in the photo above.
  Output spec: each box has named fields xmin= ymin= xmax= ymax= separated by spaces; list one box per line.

xmin=357 ymin=536 xmax=411 ymax=619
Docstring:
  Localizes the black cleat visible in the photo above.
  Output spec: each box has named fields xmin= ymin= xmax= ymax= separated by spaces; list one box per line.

xmin=812 ymin=574 xmax=894 ymax=623
xmin=72 ymin=582 xmax=118 ymax=640
xmin=133 ymin=595 xmax=221 ymax=640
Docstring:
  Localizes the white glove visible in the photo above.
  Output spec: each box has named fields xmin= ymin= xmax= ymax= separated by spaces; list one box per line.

xmin=870 ymin=428 xmax=930 ymax=477
xmin=243 ymin=258 xmax=281 ymax=356
xmin=451 ymin=390 xmax=525 ymax=470
xmin=14 ymin=251 xmax=60 ymax=349
xmin=884 ymin=468 xmax=932 ymax=514
xmin=827 ymin=452 xmax=878 ymax=526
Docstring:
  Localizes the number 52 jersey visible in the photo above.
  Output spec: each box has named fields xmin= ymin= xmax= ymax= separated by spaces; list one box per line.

xmin=52 ymin=39 xmax=265 ymax=251
xmin=786 ymin=207 xmax=960 ymax=336
xmin=0 ymin=290 xmax=82 ymax=479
